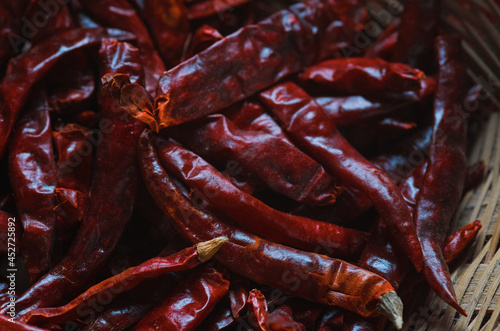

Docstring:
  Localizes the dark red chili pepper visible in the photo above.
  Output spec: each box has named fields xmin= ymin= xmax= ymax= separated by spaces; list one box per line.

xmin=155 ymin=136 xmax=369 ymax=258
xmin=247 ymin=289 xmax=269 ymax=331
xmin=187 ymin=0 xmax=251 ymax=20
xmin=185 ymin=24 xmax=223 ymax=59
xmin=0 ymin=315 xmax=48 ymax=331
xmin=365 ymin=18 xmax=400 ymax=60
xmin=139 ymin=130 xmax=403 ymax=327
xmin=150 ymin=0 xmax=358 ymax=129
xmin=414 ymin=35 xmax=467 ymax=315
xmin=299 ymin=57 xmax=426 ymax=95
xmin=133 ymin=264 xmax=230 ymax=331
xmin=128 ymin=0 xmax=190 ymax=67
xmin=443 ymin=220 xmax=482 ymax=264
xmin=266 ymin=304 xmax=306 ymax=331
xmin=0 ymin=27 xmax=134 ymax=158
xmin=315 ymin=307 xmax=343 ymax=331
xmin=8 ymin=88 xmax=57 ymax=283
xmin=163 ymin=101 xmax=340 ymax=206
xmin=78 ymin=0 xmax=165 ymax=94
xmin=0 ymin=1 xmax=29 ymax=70
xmin=228 ymin=277 xmax=249 ymax=318
xmin=197 ymin=303 xmax=236 ymax=331
xmin=260 ymin=81 xmax=423 ymax=272
xmin=20 ymin=238 xmax=226 ymax=326
xmin=392 ymin=0 xmax=440 ymax=72
xmin=12 ymin=40 xmax=144 ymax=315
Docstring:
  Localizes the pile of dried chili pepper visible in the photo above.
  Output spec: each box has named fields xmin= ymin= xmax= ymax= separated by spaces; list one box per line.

xmin=0 ymin=0 xmax=491 ymax=330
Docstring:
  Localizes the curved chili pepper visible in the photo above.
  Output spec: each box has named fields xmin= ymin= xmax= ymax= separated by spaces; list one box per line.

xmin=12 ymin=41 xmax=144 ymax=315
xmin=152 ymin=0 xmax=358 ymax=129
xmin=133 ymin=264 xmax=229 ymax=331
xmin=247 ymin=289 xmax=269 ymax=331
xmin=77 ymin=0 xmax=165 ymax=94
xmin=20 ymin=238 xmax=226 ymax=326
xmin=8 ymin=88 xmax=57 ymax=283
xmin=155 ymin=136 xmax=368 ymax=258
xmin=165 ymin=103 xmax=340 ymax=205
xmin=128 ymin=0 xmax=190 ymax=67
xmin=260 ymin=81 xmax=423 ymax=272
xmin=414 ymin=35 xmax=467 ymax=315
xmin=139 ymin=130 xmax=404 ymax=327
xmin=0 ymin=27 xmax=134 ymax=157
xmin=392 ymin=0 xmax=440 ymax=72
xmin=443 ymin=220 xmax=482 ymax=265
xmin=266 ymin=304 xmax=306 ymax=331
xmin=299 ymin=57 xmax=426 ymax=95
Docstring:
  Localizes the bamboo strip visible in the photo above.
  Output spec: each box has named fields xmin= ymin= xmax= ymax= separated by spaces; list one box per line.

xmin=473 ymin=176 xmax=500 ymax=258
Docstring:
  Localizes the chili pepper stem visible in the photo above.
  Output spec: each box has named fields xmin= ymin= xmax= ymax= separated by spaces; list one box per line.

xmin=196 ymin=236 xmax=228 ymax=262
xmin=376 ymin=291 xmax=403 ymax=330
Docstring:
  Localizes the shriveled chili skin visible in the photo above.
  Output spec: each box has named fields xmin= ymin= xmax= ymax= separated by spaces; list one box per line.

xmin=78 ymin=0 xmax=165 ymax=94
xmin=13 ymin=40 xmax=145 ymax=315
xmin=365 ymin=19 xmax=400 ymax=60
xmin=167 ymin=103 xmax=340 ymax=206
xmin=155 ymin=137 xmax=368 ymax=258
xmin=228 ymin=277 xmax=249 ymax=318
xmin=9 ymin=89 xmax=57 ymax=283
xmin=154 ymin=0 xmax=358 ymax=128
xmin=185 ymin=25 xmax=223 ymax=59
xmin=299 ymin=57 xmax=426 ymax=95
xmin=266 ymin=304 xmax=306 ymax=331
xmin=21 ymin=245 xmax=206 ymax=326
xmin=187 ymin=0 xmax=251 ymax=20
xmin=246 ymin=289 xmax=269 ymax=331
xmin=414 ymin=35 xmax=467 ymax=315
xmin=0 ymin=314 xmax=48 ymax=331
xmin=197 ymin=302 xmax=236 ymax=331
xmin=260 ymin=82 xmax=423 ymax=271
xmin=139 ymin=131 xmax=397 ymax=318
xmin=0 ymin=27 xmax=134 ymax=158
xmin=133 ymin=264 xmax=229 ymax=331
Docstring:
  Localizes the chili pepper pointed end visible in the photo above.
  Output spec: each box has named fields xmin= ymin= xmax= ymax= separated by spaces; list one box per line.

xmin=196 ymin=236 xmax=228 ymax=262
xmin=377 ymin=291 xmax=404 ymax=330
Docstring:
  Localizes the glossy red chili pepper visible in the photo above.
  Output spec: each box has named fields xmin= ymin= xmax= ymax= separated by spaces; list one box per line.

xmin=414 ymin=35 xmax=467 ymax=315
xmin=0 ymin=27 xmax=134 ymax=157
xmin=0 ymin=315 xmax=47 ymax=331
xmin=150 ymin=0 xmax=358 ymax=129
xmin=12 ymin=40 xmax=144 ymax=315
xmin=185 ymin=25 xmax=223 ymax=59
xmin=139 ymin=130 xmax=403 ymax=327
xmin=164 ymin=102 xmax=340 ymax=206
xmin=299 ymin=57 xmax=426 ymax=95
xmin=260 ymin=82 xmax=423 ymax=272
xmin=198 ymin=303 xmax=236 ymax=331
xmin=155 ymin=136 xmax=369 ymax=258
xmin=187 ymin=0 xmax=251 ymax=20
xmin=128 ymin=0 xmax=190 ymax=67
xmin=8 ymin=89 xmax=57 ymax=283
xmin=247 ymin=289 xmax=269 ymax=331
xmin=133 ymin=264 xmax=230 ymax=331
xmin=78 ymin=0 xmax=165 ymax=94
xmin=266 ymin=304 xmax=306 ymax=331
xmin=365 ymin=18 xmax=400 ymax=60
xmin=20 ymin=238 xmax=226 ymax=326
xmin=392 ymin=0 xmax=440 ymax=72
xmin=228 ymin=277 xmax=249 ymax=318
xmin=443 ymin=220 xmax=482 ymax=264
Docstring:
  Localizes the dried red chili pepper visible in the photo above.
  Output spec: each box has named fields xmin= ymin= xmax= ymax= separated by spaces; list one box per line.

xmin=443 ymin=220 xmax=482 ymax=264
xmin=266 ymin=304 xmax=306 ymax=331
xmin=228 ymin=277 xmax=249 ymax=318
xmin=155 ymin=136 xmax=369 ymax=258
xmin=0 ymin=27 xmax=134 ymax=157
xmin=315 ymin=306 xmax=343 ymax=331
xmin=187 ymin=0 xmax=251 ymax=20
xmin=20 ymin=238 xmax=226 ymax=326
xmin=365 ymin=18 xmax=400 ymax=60
xmin=13 ymin=40 xmax=144 ymax=315
xmin=128 ymin=0 xmax=190 ymax=67
xmin=134 ymin=264 xmax=229 ymax=331
xmin=185 ymin=24 xmax=223 ymax=59
xmin=149 ymin=0 xmax=358 ymax=129
xmin=77 ymin=0 xmax=165 ymax=94
xmin=247 ymin=289 xmax=269 ymax=331
xmin=139 ymin=130 xmax=404 ymax=327
xmin=8 ymin=88 xmax=57 ymax=283
xmin=164 ymin=103 xmax=340 ymax=205
xmin=392 ymin=0 xmax=440 ymax=72
xmin=299 ymin=57 xmax=426 ymax=95
xmin=197 ymin=302 xmax=236 ymax=331
xmin=0 ymin=314 xmax=47 ymax=331
xmin=414 ymin=35 xmax=467 ymax=315
xmin=260 ymin=81 xmax=423 ymax=272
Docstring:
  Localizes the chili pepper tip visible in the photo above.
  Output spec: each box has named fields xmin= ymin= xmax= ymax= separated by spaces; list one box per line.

xmin=376 ymin=291 xmax=403 ymax=330
xmin=196 ymin=236 xmax=229 ymax=262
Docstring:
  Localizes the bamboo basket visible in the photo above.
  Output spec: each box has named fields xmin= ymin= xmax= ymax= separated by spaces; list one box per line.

xmin=365 ymin=0 xmax=500 ymax=330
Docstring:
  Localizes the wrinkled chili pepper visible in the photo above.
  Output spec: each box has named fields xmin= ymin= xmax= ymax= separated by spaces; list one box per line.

xmin=0 ymin=27 xmax=134 ymax=158
xmin=299 ymin=57 xmax=426 ymax=95
xmin=139 ymin=130 xmax=404 ymax=327
xmin=185 ymin=24 xmax=223 ymax=59
xmin=414 ymin=35 xmax=467 ymax=315
xmin=0 ymin=314 xmax=47 ymax=331
xmin=228 ymin=277 xmax=249 ymax=318
xmin=266 ymin=304 xmax=306 ymax=331
xmin=365 ymin=18 xmax=400 ymax=60
xmin=187 ymin=0 xmax=251 ymax=20
xmin=128 ymin=0 xmax=190 ymax=67
xmin=146 ymin=0 xmax=359 ymax=129
xmin=20 ymin=238 xmax=226 ymax=326
xmin=163 ymin=101 xmax=340 ymax=206
xmin=8 ymin=88 xmax=57 ymax=283
xmin=315 ymin=306 xmax=343 ymax=331
xmin=247 ymin=289 xmax=269 ymax=331
xmin=13 ymin=40 xmax=144 ymax=315
xmin=260 ymin=82 xmax=424 ymax=272
xmin=155 ymin=136 xmax=368 ymax=258
xmin=78 ymin=0 xmax=165 ymax=94
xmin=198 ymin=302 xmax=236 ymax=331
xmin=133 ymin=263 xmax=229 ymax=331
